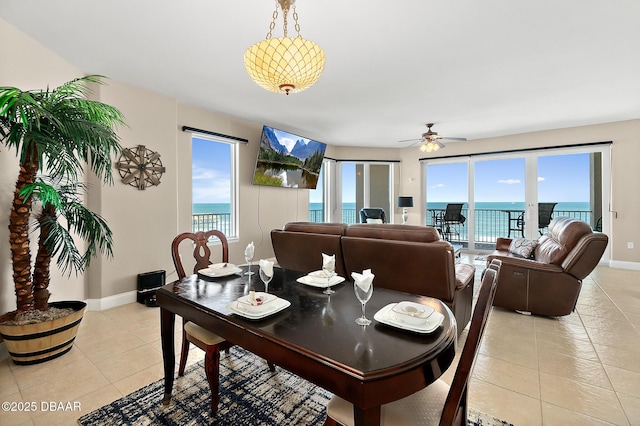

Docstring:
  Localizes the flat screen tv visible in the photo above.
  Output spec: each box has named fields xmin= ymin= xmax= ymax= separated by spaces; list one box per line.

xmin=252 ymin=125 xmax=327 ymax=189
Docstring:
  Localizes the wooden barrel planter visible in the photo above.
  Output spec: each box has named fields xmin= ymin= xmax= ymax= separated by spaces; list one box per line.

xmin=0 ymin=301 xmax=86 ymax=365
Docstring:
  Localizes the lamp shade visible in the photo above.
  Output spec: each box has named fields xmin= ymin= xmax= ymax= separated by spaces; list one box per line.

xmin=397 ymin=196 xmax=414 ymax=208
xmin=244 ymin=36 xmax=325 ymax=94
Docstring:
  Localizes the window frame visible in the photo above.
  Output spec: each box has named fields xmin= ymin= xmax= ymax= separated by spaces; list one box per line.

xmin=191 ymin=134 xmax=239 ymax=241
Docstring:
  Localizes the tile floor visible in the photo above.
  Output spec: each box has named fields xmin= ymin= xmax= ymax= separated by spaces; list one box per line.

xmin=1 ymin=257 xmax=639 ymax=425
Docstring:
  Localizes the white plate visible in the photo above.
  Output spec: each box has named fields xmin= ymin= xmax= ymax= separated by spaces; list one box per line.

xmin=374 ymin=303 xmax=445 ymax=334
xmin=296 ymin=275 xmax=345 ymax=288
xmin=198 ymin=263 xmax=241 ymax=278
xmin=226 ymin=296 xmax=291 ymax=319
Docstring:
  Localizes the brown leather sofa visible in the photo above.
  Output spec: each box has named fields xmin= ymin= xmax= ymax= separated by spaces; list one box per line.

xmin=487 ymin=217 xmax=608 ymax=317
xmin=271 ymin=222 xmax=476 ymax=333
xmin=271 ymin=222 xmax=348 ymax=277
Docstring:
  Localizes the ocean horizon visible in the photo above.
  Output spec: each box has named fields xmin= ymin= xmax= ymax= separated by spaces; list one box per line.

xmin=194 ymin=201 xmax=591 ymax=214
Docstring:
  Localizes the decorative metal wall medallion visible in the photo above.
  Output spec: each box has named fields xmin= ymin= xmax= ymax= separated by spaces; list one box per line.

xmin=115 ymin=145 xmax=166 ymax=190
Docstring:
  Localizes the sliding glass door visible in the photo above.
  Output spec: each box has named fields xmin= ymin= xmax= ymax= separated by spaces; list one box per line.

xmin=340 ymin=162 xmax=392 ymax=224
xmin=424 ymin=145 xmax=609 ymax=252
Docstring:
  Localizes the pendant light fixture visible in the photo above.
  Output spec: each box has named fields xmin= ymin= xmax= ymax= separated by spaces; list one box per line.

xmin=244 ymin=0 xmax=325 ymax=95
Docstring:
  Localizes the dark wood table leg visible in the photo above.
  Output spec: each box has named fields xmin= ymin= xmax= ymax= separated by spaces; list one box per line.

xmin=160 ymin=307 xmax=176 ymax=406
xmin=354 ymin=405 xmax=381 ymax=426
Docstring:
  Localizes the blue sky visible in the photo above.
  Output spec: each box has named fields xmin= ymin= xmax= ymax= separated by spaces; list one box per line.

xmin=192 ymin=137 xmax=231 ymax=204
xmin=196 ymin=140 xmax=591 ymax=205
xmin=427 ymin=153 xmax=591 ymax=203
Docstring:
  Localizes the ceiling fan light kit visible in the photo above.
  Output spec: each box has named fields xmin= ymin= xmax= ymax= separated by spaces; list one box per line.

xmin=399 ymin=123 xmax=467 ymax=152
xmin=244 ymin=0 xmax=325 ymax=95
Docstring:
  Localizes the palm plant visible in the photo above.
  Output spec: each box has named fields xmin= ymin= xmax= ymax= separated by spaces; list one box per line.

xmin=0 ymin=75 xmax=125 ymax=315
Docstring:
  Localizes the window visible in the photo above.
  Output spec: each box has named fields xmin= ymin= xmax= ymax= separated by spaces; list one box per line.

xmin=191 ymin=135 xmax=238 ymax=238
xmin=340 ymin=162 xmax=392 ymax=224
xmin=309 ymin=162 xmax=325 ymax=222
xmin=423 ymin=145 xmax=609 ymax=251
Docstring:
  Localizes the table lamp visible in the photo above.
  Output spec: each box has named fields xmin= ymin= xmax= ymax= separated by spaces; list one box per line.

xmin=397 ymin=196 xmax=414 ymax=225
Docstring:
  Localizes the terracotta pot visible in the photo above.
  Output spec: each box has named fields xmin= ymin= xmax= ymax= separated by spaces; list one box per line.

xmin=0 ymin=301 xmax=86 ymax=365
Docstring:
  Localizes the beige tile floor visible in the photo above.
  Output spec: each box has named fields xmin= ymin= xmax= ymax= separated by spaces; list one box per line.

xmin=0 ymin=258 xmax=638 ymax=425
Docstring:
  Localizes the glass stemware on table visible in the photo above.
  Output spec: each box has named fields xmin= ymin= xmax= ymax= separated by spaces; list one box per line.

xmin=352 ymin=269 xmax=374 ymax=326
xmin=321 ymin=253 xmax=337 ymax=295
xmin=244 ymin=241 xmax=255 ymax=276
xmin=259 ymin=259 xmax=274 ymax=293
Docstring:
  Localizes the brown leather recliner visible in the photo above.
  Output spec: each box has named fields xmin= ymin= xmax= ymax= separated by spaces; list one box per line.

xmin=271 ymin=222 xmax=348 ymax=277
xmin=341 ymin=224 xmax=476 ymax=333
xmin=487 ymin=217 xmax=608 ymax=317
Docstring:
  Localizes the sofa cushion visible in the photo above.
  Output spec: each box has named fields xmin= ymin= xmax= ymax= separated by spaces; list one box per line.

xmin=509 ymin=238 xmax=538 ymax=259
xmin=283 ymin=222 xmax=348 ymax=235
xmin=345 ymin=224 xmax=440 ymax=243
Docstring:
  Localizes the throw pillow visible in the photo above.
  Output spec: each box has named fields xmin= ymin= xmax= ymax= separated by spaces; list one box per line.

xmin=509 ymin=238 xmax=538 ymax=259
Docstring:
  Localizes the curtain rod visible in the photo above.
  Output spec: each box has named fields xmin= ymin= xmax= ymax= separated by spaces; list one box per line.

xmin=419 ymin=141 xmax=612 ymax=161
xmin=182 ymin=126 xmax=249 ymax=144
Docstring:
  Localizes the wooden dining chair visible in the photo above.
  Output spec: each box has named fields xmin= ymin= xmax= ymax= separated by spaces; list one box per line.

xmin=171 ymin=230 xmax=275 ymax=411
xmin=171 ymin=230 xmax=232 ymax=412
xmin=324 ymin=259 xmax=501 ymax=426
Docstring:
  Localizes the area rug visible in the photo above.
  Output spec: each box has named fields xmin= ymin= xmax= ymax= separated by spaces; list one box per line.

xmin=78 ymin=347 xmax=513 ymax=425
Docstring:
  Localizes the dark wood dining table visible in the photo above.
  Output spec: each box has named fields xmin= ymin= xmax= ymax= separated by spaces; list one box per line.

xmin=156 ymin=265 xmax=457 ymax=426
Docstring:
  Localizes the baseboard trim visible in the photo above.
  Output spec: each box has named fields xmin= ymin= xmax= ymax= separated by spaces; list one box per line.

xmin=609 ymin=260 xmax=640 ymax=271
xmin=85 ymin=290 xmax=137 ymax=311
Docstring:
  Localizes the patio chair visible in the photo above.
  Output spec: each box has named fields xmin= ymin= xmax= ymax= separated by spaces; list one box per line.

xmin=433 ymin=203 xmax=466 ymax=241
xmin=508 ymin=202 xmax=558 ymax=237
xmin=360 ymin=208 xmax=386 ymax=223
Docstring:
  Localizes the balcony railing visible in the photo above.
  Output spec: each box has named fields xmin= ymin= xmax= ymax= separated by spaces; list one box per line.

xmin=309 ymin=208 xmax=357 ymax=224
xmin=192 ymin=213 xmax=232 ymax=236
xmin=427 ymin=208 xmax=594 ymax=246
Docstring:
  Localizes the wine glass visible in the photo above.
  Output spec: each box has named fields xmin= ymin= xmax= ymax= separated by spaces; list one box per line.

xmin=322 ymin=262 xmax=336 ymax=295
xmin=244 ymin=251 xmax=254 ymax=276
xmin=354 ymin=281 xmax=374 ymax=325
xmin=259 ymin=266 xmax=273 ymax=293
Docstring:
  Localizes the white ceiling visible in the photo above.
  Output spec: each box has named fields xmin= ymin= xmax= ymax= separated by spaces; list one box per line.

xmin=2 ymin=0 xmax=639 ymax=147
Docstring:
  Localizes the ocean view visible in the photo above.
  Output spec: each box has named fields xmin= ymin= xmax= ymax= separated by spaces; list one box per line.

xmin=193 ymin=201 xmax=593 ymax=241
xmin=195 ymin=201 xmax=591 ymax=214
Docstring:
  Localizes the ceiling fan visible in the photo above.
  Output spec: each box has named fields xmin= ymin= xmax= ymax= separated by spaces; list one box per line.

xmin=398 ymin=123 xmax=467 ymax=152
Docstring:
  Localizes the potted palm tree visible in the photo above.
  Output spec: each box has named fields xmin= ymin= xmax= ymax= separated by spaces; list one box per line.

xmin=0 ymin=75 xmax=125 ymax=364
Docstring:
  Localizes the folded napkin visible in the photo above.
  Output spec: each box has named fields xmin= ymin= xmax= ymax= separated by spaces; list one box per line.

xmin=259 ymin=259 xmax=274 ymax=277
xmin=322 ymin=253 xmax=335 ymax=273
xmin=245 ymin=241 xmax=254 ymax=260
xmin=351 ymin=269 xmax=374 ymax=292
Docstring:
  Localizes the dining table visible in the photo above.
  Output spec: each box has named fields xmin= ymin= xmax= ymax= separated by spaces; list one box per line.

xmin=156 ymin=265 xmax=457 ymax=426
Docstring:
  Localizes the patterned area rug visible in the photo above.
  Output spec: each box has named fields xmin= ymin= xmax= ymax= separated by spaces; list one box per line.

xmin=78 ymin=347 xmax=512 ymax=425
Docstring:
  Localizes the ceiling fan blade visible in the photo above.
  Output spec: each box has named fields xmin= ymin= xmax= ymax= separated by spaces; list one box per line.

xmin=138 ymin=175 xmax=147 ymax=190
xmin=397 ymin=138 xmax=421 ymax=143
xmin=440 ymin=137 xmax=467 ymax=142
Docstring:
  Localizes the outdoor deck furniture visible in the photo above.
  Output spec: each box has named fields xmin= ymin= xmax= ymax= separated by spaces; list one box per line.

xmin=507 ymin=202 xmax=558 ymax=237
xmin=359 ymin=207 xmax=387 ymax=223
xmin=433 ymin=203 xmax=466 ymax=241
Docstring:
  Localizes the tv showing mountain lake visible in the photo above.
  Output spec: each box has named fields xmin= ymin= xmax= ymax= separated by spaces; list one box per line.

xmin=252 ymin=125 xmax=327 ymax=189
